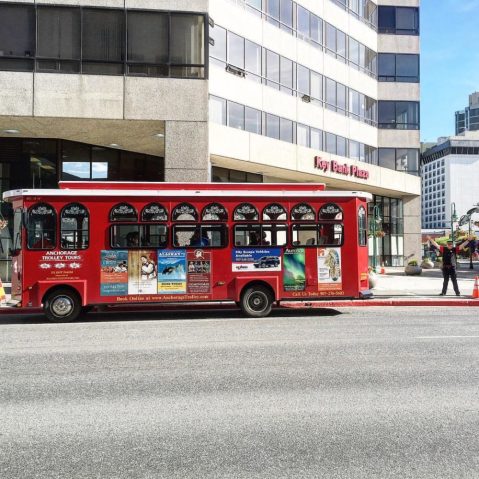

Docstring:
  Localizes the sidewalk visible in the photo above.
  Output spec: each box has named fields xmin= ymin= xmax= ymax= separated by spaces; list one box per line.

xmin=371 ymin=261 xmax=478 ymax=298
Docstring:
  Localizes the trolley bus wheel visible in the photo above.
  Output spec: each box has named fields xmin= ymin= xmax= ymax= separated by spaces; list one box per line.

xmin=44 ymin=288 xmax=81 ymax=323
xmin=240 ymin=285 xmax=273 ymax=318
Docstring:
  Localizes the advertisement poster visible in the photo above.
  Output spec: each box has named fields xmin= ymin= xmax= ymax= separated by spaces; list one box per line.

xmin=283 ymin=248 xmax=306 ymax=291
xmin=187 ymin=250 xmax=211 ymax=293
xmin=39 ymin=250 xmax=84 ymax=281
xmin=100 ymin=250 xmax=128 ymax=296
xmin=128 ymin=250 xmax=158 ymax=295
xmin=232 ymin=248 xmax=282 ymax=272
xmin=317 ymin=247 xmax=342 ymax=291
xmin=157 ymin=249 xmax=187 ymax=294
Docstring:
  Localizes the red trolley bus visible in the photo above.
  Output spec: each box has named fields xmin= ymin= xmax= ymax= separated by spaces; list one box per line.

xmin=2 ymin=182 xmax=372 ymax=321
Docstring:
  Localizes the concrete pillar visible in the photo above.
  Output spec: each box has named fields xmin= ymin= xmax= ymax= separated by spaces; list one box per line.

xmin=403 ymin=195 xmax=422 ymax=263
xmin=164 ymin=120 xmax=209 ymax=182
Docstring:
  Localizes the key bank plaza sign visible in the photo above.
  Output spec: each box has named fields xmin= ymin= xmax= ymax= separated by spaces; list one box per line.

xmin=314 ymin=156 xmax=369 ymax=180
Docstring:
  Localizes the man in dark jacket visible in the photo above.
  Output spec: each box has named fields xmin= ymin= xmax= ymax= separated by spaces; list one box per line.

xmin=427 ymin=235 xmax=473 ymax=296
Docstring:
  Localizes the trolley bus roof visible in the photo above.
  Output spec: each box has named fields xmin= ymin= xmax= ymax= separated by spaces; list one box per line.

xmin=3 ymin=186 xmax=373 ymax=202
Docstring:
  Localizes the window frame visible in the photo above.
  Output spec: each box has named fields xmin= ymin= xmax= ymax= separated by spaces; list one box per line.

xmin=26 ymin=202 xmax=57 ymax=251
xmin=109 ymin=203 xmax=138 ymax=222
xmin=60 ymin=202 xmax=90 ymax=250
xmin=291 ymin=223 xmax=344 ymax=247
xmin=172 ymin=223 xmax=228 ymax=248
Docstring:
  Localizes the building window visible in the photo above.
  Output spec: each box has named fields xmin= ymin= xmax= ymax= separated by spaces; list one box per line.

xmin=0 ymin=6 xmax=206 ymax=78
xmin=209 ymin=96 xmax=227 ymax=125
xmin=245 ymin=107 xmax=262 ymax=135
xmin=82 ymin=8 xmax=124 ymax=75
xmin=36 ymin=6 xmax=81 ymax=73
xmin=60 ymin=141 xmax=164 ymax=182
xmin=228 ymin=101 xmax=245 ymax=130
xmin=378 ymin=148 xmax=419 ymax=175
xmin=378 ymin=53 xmax=419 ymax=82
xmin=378 ymin=101 xmax=419 ymax=129
xmin=212 ymin=167 xmax=263 ymax=183
xmin=378 ymin=6 xmax=419 ymax=35
xmin=0 ymin=4 xmax=35 ymax=71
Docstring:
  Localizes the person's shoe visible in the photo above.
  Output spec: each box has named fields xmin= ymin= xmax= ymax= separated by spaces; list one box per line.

xmin=439 ymin=293 xmax=446 ymax=296
xmin=456 ymin=292 xmax=461 ymax=296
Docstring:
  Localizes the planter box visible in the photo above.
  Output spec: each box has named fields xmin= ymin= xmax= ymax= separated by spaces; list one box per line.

xmin=405 ymin=265 xmax=422 ymax=276
xmin=421 ymin=259 xmax=434 ymax=269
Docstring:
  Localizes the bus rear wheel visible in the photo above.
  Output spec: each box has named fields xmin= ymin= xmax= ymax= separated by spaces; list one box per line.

xmin=44 ymin=288 xmax=81 ymax=323
xmin=240 ymin=285 xmax=273 ymax=318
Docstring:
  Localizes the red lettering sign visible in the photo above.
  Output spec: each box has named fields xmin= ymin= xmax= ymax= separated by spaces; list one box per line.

xmin=313 ymin=157 xmax=369 ymax=180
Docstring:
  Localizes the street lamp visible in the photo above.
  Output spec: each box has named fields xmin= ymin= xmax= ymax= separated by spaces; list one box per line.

xmin=371 ymin=204 xmax=382 ymax=273
xmin=450 ymin=202 xmax=457 ymax=242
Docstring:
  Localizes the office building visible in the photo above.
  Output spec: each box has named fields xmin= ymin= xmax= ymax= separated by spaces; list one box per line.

xmin=0 ymin=0 xmax=421 ymax=278
xmin=421 ymin=131 xmax=479 ymax=230
xmin=455 ymin=92 xmax=479 ymax=135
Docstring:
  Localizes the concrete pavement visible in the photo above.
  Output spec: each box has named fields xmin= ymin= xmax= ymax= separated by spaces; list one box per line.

xmin=2 ymin=308 xmax=479 ymax=478
xmin=372 ymin=261 xmax=479 ymax=298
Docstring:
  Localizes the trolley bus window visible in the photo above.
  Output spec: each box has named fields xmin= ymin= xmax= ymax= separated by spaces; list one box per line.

xmin=141 ymin=203 xmax=168 ymax=222
xmin=173 ymin=225 xmax=227 ymax=248
xmin=111 ymin=225 xmax=141 ymax=248
xmin=27 ymin=203 xmax=56 ymax=250
xmin=11 ymin=208 xmax=23 ymax=255
xmin=319 ymin=203 xmax=343 ymax=220
xmin=358 ymin=206 xmax=367 ymax=246
xmin=234 ymin=203 xmax=259 ymax=221
xmin=263 ymin=203 xmax=287 ymax=221
xmin=291 ymin=203 xmax=316 ymax=221
xmin=234 ymin=224 xmax=261 ymax=246
xmin=292 ymin=224 xmax=343 ymax=246
xmin=202 ymin=203 xmax=228 ymax=221
xmin=140 ymin=224 xmax=167 ymax=247
xmin=172 ymin=203 xmax=198 ymax=221
xmin=110 ymin=203 xmax=137 ymax=222
xmin=234 ymin=225 xmax=287 ymax=246
xmin=60 ymin=203 xmax=89 ymax=250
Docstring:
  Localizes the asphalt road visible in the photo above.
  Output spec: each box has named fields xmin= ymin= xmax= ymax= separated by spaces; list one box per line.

xmin=1 ymin=307 xmax=479 ymax=479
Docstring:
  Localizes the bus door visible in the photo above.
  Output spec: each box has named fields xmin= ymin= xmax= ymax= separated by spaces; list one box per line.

xmin=10 ymin=207 xmax=24 ymax=302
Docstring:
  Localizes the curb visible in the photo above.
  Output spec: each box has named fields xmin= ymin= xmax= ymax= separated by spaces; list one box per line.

xmin=281 ymin=299 xmax=479 ymax=308
xmin=2 ymin=298 xmax=479 ymax=316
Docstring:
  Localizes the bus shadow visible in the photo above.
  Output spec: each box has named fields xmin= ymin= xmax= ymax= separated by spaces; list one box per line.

xmin=0 ymin=307 xmax=343 ymax=325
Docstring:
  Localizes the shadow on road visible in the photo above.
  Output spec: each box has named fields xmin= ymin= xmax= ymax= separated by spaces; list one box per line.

xmin=0 ymin=306 xmax=343 ymax=325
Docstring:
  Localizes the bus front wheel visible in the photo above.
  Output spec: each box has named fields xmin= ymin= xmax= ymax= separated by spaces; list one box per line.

xmin=240 ymin=285 xmax=273 ymax=318
xmin=44 ymin=288 xmax=81 ymax=323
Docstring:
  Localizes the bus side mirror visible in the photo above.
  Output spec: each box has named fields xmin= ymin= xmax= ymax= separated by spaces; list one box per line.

xmin=9 ymin=247 xmax=20 ymax=257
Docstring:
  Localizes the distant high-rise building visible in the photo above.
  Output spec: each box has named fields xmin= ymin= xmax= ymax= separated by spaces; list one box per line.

xmin=421 ymin=131 xmax=479 ymax=230
xmin=455 ymin=92 xmax=479 ymax=135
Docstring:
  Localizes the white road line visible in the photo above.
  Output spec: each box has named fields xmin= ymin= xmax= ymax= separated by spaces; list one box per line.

xmin=416 ymin=336 xmax=479 ymax=339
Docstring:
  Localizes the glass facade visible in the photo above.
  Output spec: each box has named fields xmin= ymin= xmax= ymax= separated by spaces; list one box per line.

xmin=0 ymin=137 xmax=164 ymax=281
xmin=378 ymin=101 xmax=420 ymax=130
xmin=210 ymin=24 xmax=378 ymax=127
xmin=209 ymin=95 xmax=379 ymax=164
xmin=378 ymin=6 xmax=419 ymax=35
xmin=0 ymin=4 xmax=206 ymax=78
xmin=378 ymin=53 xmax=419 ymax=83
xmin=369 ymin=196 xmax=404 ymax=267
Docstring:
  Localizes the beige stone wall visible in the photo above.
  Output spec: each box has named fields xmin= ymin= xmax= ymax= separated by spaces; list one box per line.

xmin=165 ymin=121 xmax=209 ymax=182
xmin=403 ymin=195 xmax=422 ymax=262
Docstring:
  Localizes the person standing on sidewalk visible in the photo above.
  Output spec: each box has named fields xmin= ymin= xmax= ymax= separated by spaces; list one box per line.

xmin=427 ymin=235 xmax=473 ymax=296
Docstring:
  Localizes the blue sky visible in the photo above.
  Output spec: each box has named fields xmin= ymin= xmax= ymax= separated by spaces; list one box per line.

xmin=421 ymin=0 xmax=479 ymax=142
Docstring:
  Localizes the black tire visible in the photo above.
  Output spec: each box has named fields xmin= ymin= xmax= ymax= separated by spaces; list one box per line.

xmin=44 ymin=288 xmax=81 ymax=323
xmin=240 ymin=285 xmax=274 ymax=318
